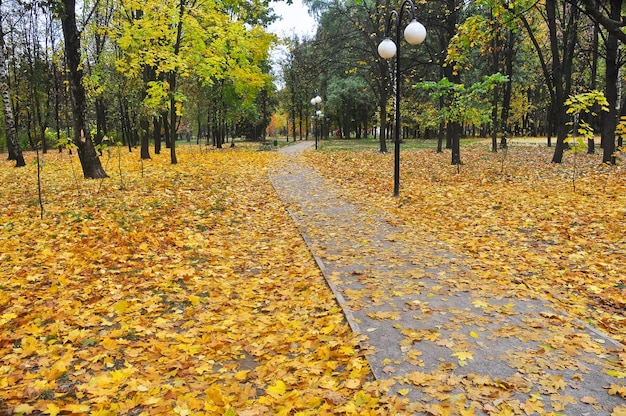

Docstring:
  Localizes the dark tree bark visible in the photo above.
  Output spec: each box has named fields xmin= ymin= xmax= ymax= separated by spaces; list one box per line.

xmin=60 ymin=0 xmax=107 ymax=178
xmin=520 ymin=0 xmax=576 ymax=163
xmin=93 ymin=24 xmax=108 ymax=150
xmin=443 ymin=0 xmax=462 ymax=165
xmin=166 ymin=0 xmax=186 ymax=165
xmin=379 ymin=87 xmax=388 ymax=153
xmin=490 ymin=8 xmax=501 ymax=153
xmin=547 ymin=0 xmax=577 ymax=163
xmin=140 ymin=64 xmax=154 ymax=160
xmin=153 ymin=116 xmax=162 ymax=154
xmin=587 ymin=8 xmax=599 ymax=154
xmin=579 ymin=0 xmax=626 ymax=44
xmin=500 ymin=29 xmax=515 ymax=149
xmin=600 ymin=0 xmax=621 ymax=164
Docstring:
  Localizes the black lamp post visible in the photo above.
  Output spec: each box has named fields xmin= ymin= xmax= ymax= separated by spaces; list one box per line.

xmin=311 ymin=95 xmax=322 ymax=149
xmin=378 ymin=0 xmax=426 ymax=196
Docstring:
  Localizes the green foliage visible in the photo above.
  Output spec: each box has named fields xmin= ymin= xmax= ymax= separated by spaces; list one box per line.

xmin=414 ymin=73 xmax=509 ymax=128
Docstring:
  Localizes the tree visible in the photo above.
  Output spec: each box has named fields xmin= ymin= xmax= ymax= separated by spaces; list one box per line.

xmin=113 ymin=0 xmax=273 ymax=158
xmin=59 ymin=0 xmax=108 ymax=178
xmin=415 ymin=74 xmax=508 ymax=169
xmin=0 ymin=0 xmax=25 ymax=167
xmin=598 ymin=0 xmax=621 ymax=164
xmin=326 ymin=75 xmax=374 ymax=139
xmin=517 ymin=0 xmax=580 ymax=163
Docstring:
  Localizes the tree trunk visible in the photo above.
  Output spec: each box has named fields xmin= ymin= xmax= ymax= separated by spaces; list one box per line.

xmin=500 ymin=29 xmax=515 ymax=149
xmin=140 ymin=117 xmax=151 ymax=159
xmin=0 ymin=19 xmax=25 ymax=167
xmin=588 ymin=11 xmax=599 ymax=154
xmin=548 ymin=0 xmax=577 ymax=163
xmin=166 ymin=0 xmax=186 ymax=165
xmin=491 ymin=87 xmax=499 ymax=153
xmin=449 ymin=122 xmax=461 ymax=166
xmin=153 ymin=116 xmax=162 ymax=154
xmin=60 ymin=0 xmax=107 ymax=178
xmin=600 ymin=0 xmax=621 ymax=164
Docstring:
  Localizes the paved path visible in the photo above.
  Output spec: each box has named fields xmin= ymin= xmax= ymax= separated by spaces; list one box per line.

xmin=270 ymin=141 xmax=625 ymax=415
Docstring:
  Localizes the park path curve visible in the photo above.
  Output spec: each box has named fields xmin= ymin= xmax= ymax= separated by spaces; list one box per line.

xmin=269 ymin=141 xmax=625 ymax=415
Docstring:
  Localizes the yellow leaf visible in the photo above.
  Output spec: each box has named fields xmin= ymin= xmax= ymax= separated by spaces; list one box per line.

xmin=43 ymin=403 xmax=61 ymax=416
xmin=611 ymin=405 xmax=626 ymax=416
xmin=189 ymin=295 xmax=201 ymax=306
xmin=234 ymin=370 xmax=248 ymax=381
xmin=520 ymin=398 xmax=544 ymax=414
xmin=340 ymin=345 xmax=355 ymax=355
xmin=472 ymin=300 xmax=488 ymax=308
xmin=113 ymin=300 xmax=129 ymax=314
xmin=20 ymin=336 xmax=40 ymax=357
xmin=267 ymin=380 xmax=287 ymax=398
xmin=174 ymin=405 xmax=191 ymax=416
xmin=345 ymin=378 xmax=360 ymax=389
xmin=460 ymin=407 xmax=476 ymax=415
xmin=469 ymin=331 xmax=479 ymax=339
xmin=101 ymin=337 xmax=118 ymax=351
xmin=398 ymin=388 xmax=410 ymax=396
xmin=321 ymin=324 xmax=335 ymax=335
xmin=608 ymin=384 xmax=626 ymax=398
xmin=581 ymin=396 xmax=599 ymax=405
xmin=452 ymin=351 xmax=474 ymax=360
xmin=13 ymin=404 xmax=35 ymax=413
xmin=63 ymin=404 xmax=91 ymax=412
xmin=607 ymin=370 xmax=626 ymax=378
xmin=0 ymin=312 xmax=17 ymax=326
xmin=143 ymin=396 xmax=162 ymax=405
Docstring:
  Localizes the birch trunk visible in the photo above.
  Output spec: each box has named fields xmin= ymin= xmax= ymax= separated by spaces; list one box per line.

xmin=0 ymin=16 xmax=25 ymax=167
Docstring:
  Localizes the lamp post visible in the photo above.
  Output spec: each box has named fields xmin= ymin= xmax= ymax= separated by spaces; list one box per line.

xmin=311 ymin=95 xmax=322 ymax=149
xmin=378 ymin=0 xmax=426 ymax=196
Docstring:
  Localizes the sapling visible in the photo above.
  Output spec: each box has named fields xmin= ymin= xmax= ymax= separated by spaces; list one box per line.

xmin=564 ymin=91 xmax=608 ymax=192
xmin=59 ymin=137 xmax=81 ymax=197
xmin=33 ymin=142 xmax=45 ymax=219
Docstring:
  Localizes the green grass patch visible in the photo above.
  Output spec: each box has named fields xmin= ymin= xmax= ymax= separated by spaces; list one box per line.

xmin=317 ymin=137 xmax=484 ymax=152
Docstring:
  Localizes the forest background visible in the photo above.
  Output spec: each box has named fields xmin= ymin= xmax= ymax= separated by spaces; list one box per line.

xmin=1 ymin=0 xmax=626 ymax=170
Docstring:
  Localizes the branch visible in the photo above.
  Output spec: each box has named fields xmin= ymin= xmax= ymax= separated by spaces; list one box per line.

xmin=578 ymin=0 xmax=626 ymax=44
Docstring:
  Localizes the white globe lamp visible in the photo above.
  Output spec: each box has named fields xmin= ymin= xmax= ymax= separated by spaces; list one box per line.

xmin=404 ymin=20 xmax=426 ymax=45
xmin=377 ymin=38 xmax=397 ymax=59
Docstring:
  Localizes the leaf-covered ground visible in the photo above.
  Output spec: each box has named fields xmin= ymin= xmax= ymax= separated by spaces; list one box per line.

xmin=0 ymin=146 xmax=401 ymax=415
xmin=1 ymin=141 xmax=624 ymax=415
xmin=305 ymin=141 xmax=626 ymax=344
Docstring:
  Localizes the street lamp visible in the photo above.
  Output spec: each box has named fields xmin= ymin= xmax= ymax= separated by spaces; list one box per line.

xmin=378 ymin=0 xmax=426 ymax=196
xmin=311 ymin=95 xmax=322 ymax=149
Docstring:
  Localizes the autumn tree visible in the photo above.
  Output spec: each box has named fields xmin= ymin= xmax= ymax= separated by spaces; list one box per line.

xmin=282 ymin=36 xmax=317 ymax=142
xmin=83 ymin=0 xmax=116 ymax=152
xmin=59 ymin=0 xmax=108 ymax=178
xmin=579 ymin=0 xmax=626 ymax=159
xmin=598 ymin=0 xmax=621 ymax=165
xmin=514 ymin=0 xmax=582 ymax=163
xmin=310 ymin=0 xmax=404 ymax=152
xmin=113 ymin=0 xmax=272 ymax=157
